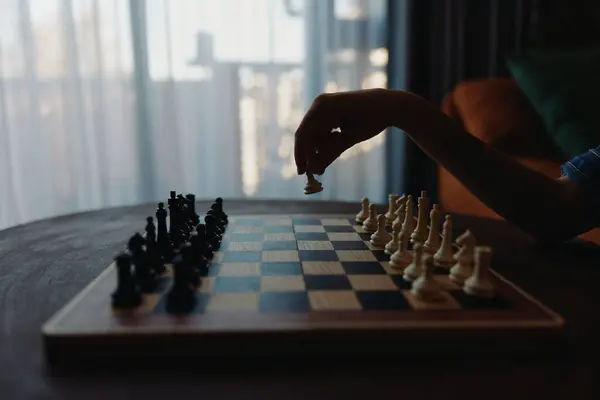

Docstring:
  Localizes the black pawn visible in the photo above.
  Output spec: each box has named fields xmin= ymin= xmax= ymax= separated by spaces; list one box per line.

xmin=145 ymin=216 xmax=166 ymax=275
xmin=166 ymin=254 xmax=196 ymax=314
xmin=207 ymin=209 xmax=224 ymax=232
xmin=111 ymin=251 xmax=142 ymax=309
xmin=156 ymin=202 xmax=172 ymax=261
xmin=193 ymin=224 xmax=214 ymax=260
xmin=204 ymin=215 xmax=221 ymax=250
xmin=186 ymin=193 xmax=199 ymax=225
xmin=180 ymin=242 xmax=200 ymax=287
xmin=215 ymin=197 xmax=228 ymax=225
xmin=128 ymin=233 xmax=156 ymax=293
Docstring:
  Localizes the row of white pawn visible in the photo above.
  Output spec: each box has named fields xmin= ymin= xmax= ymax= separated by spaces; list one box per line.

xmin=356 ymin=193 xmax=495 ymax=301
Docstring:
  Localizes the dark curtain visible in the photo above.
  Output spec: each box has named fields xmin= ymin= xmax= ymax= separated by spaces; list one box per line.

xmin=388 ymin=0 xmax=600 ymax=202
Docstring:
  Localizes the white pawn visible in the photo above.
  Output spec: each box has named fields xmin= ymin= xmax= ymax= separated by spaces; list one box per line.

xmin=355 ymin=197 xmax=369 ymax=223
xmin=463 ymin=246 xmax=495 ymax=298
xmin=422 ymin=204 xmax=442 ymax=254
xmin=384 ymin=194 xmax=399 ymax=227
xmin=370 ymin=214 xmax=392 ymax=247
xmin=433 ymin=215 xmax=454 ymax=268
xmin=403 ymin=243 xmax=424 ymax=282
xmin=389 ymin=230 xmax=412 ymax=270
xmin=304 ymin=171 xmax=323 ymax=194
xmin=449 ymin=230 xmax=476 ymax=285
xmin=384 ymin=224 xmax=400 ymax=255
xmin=401 ymin=195 xmax=415 ymax=235
xmin=411 ymin=255 xmax=443 ymax=301
xmin=392 ymin=203 xmax=406 ymax=233
xmin=411 ymin=190 xmax=429 ymax=244
xmin=362 ymin=203 xmax=378 ymax=233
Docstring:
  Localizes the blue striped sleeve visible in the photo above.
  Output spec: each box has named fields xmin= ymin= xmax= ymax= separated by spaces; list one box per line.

xmin=561 ymin=146 xmax=600 ymax=196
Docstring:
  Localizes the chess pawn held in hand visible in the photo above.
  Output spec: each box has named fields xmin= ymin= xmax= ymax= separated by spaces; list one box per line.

xmin=449 ymin=230 xmax=476 ymax=285
xmin=463 ymin=246 xmax=495 ymax=298
xmin=304 ymin=172 xmax=323 ymax=194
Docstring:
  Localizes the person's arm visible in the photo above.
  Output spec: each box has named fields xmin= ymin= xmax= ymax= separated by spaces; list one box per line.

xmin=379 ymin=89 xmax=595 ymax=243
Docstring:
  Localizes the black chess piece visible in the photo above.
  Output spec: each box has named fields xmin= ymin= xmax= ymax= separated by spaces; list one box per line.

xmin=204 ymin=215 xmax=222 ymax=250
xmin=145 ymin=216 xmax=166 ymax=275
xmin=128 ymin=233 xmax=156 ymax=293
xmin=166 ymin=254 xmax=196 ymax=314
xmin=180 ymin=242 xmax=200 ymax=287
xmin=186 ymin=193 xmax=199 ymax=225
xmin=207 ymin=209 xmax=224 ymax=232
xmin=156 ymin=202 xmax=172 ymax=261
xmin=111 ymin=251 xmax=142 ymax=309
xmin=193 ymin=224 xmax=214 ymax=260
xmin=168 ymin=191 xmax=181 ymax=244
xmin=215 ymin=197 xmax=228 ymax=225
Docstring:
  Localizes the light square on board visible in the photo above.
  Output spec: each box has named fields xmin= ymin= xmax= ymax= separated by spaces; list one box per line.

xmin=297 ymin=240 xmax=334 ymax=251
xmin=232 ymin=226 xmax=265 ymax=234
xmin=326 ymin=232 xmax=362 ymax=241
xmin=212 ymin=251 xmax=225 ymax=263
xmin=262 ymin=250 xmax=300 ymax=262
xmin=348 ymin=274 xmax=398 ymax=291
xmin=218 ymin=262 xmax=261 ymax=276
xmin=264 ymin=232 xmax=296 ymax=241
xmin=353 ymin=225 xmax=367 ymax=233
xmin=302 ymin=261 xmax=345 ymax=275
xmin=294 ymin=225 xmax=326 ymax=233
xmin=226 ymin=241 xmax=263 ymax=252
xmin=265 ymin=217 xmax=293 ymax=226
xmin=364 ymin=241 xmax=386 ymax=251
xmin=260 ymin=276 xmax=305 ymax=292
xmin=198 ymin=277 xmax=215 ymax=292
xmin=206 ymin=293 xmax=260 ymax=312
xmin=320 ymin=218 xmax=351 ymax=226
xmin=403 ymin=290 xmax=461 ymax=311
xmin=335 ymin=250 xmax=378 ymax=262
xmin=308 ymin=290 xmax=361 ymax=310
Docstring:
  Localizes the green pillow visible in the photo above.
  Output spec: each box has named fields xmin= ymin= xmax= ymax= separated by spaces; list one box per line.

xmin=507 ymin=46 xmax=600 ymax=158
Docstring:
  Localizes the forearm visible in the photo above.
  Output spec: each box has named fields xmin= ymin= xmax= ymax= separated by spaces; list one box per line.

xmin=381 ymin=89 xmax=588 ymax=242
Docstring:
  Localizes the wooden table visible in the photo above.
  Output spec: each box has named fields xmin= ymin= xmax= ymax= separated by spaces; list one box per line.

xmin=1 ymin=200 xmax=599 ymax=399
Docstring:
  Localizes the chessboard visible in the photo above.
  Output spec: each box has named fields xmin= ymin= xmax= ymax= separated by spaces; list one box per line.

xmin=42 ymin=192 xmax=566 ymax=366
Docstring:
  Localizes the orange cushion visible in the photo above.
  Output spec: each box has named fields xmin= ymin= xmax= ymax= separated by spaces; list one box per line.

xmin=451 ymin=78 xmax=562 ymax=159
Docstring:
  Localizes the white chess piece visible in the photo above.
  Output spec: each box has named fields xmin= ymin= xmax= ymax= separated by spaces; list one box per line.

xmin=389 ymin=230 xmax=412 ymax=270
xmin=384 ymin=194 xmax=399 ymax=227
xmin=355 ymin=197 xmax=369 ymax=223
xmin=370 ymin=214 xmax=392 ymax=247
xmin=392 ymin=203 xmax=406 ymax=233
xmin=403 ymin=243 xmax=424 ymax=282
xmin=422 ymin=204 xmax=442 ymax=254
xmin=384 ymin=224 xmax=400 ymax=255
xmin=463 ymin=246 xmax=495 ymax=298
xmin=362 ymin=203 xmax=378 ymax=233
xmin=401 ymin=195 xmax=415 ymax=235
xmin=411 ymin=190 xmax=429 ymax=244
xmin=449 ymin=230 xmax=476 ymax=285
xmin=433 ymin=214 xmax=454 ymax=268
xmin=411 ymin=255 xmax=443 ymax=301
xmin=303 ymin=172 xmax=323 ymax=194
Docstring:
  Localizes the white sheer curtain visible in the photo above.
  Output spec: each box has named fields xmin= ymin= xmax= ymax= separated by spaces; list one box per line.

xmin=0 ymin=0 xmax=389 ymax=231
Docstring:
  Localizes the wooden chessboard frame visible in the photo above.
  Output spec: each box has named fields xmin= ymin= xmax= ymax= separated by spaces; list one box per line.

xmin=42 ymin=214 xmax=566 ymax=366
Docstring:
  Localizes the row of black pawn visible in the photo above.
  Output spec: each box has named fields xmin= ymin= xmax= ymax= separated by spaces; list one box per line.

xmin=111 ymin=196 xmax=228 ymax=311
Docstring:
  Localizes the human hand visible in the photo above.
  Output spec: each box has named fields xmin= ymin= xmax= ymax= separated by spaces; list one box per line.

xmin=294 ymin=89 xmax=391 ymax=175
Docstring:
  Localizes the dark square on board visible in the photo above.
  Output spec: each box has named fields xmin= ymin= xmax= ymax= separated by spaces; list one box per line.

xmin=260 ymin=262 xmax=303 ymax=276
xmin=372 ymin=250 xmax=390 ymax=261
xmin=295 ymin=232 xmax=329 ymax=241
xmin=291 ymin=218 xmax=323 ymax=225
xmin=342 ymin=261 xmax=386 ymax=275
xmin=323 ymin=225 xmax=357 ymax=233
xmin=298 ymin=250 xmax=339 ymax=262
xmin=304 ymin=274 xmax=352 ymax=291
xmin=259 ymin=292 xmax=311 ymax=313
xmin=262 ymin=241 xmax=298 ymax=251
xmin=389 ymin=274 xmax=411 ymax=290
xmin=449 ymin=291 xmax=512 ymax=310
xmin=359 ymin=233 xmax=373 ymax=241
xmin=153 ymin=292 xmax=210 ymax=315
xmin=357 ymin=291 xmax=411 ymax=311
xmin=213 ymin=276 xmax=261 ymax=293
xmin=331 ymin=241 xmax=369 ymax=251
